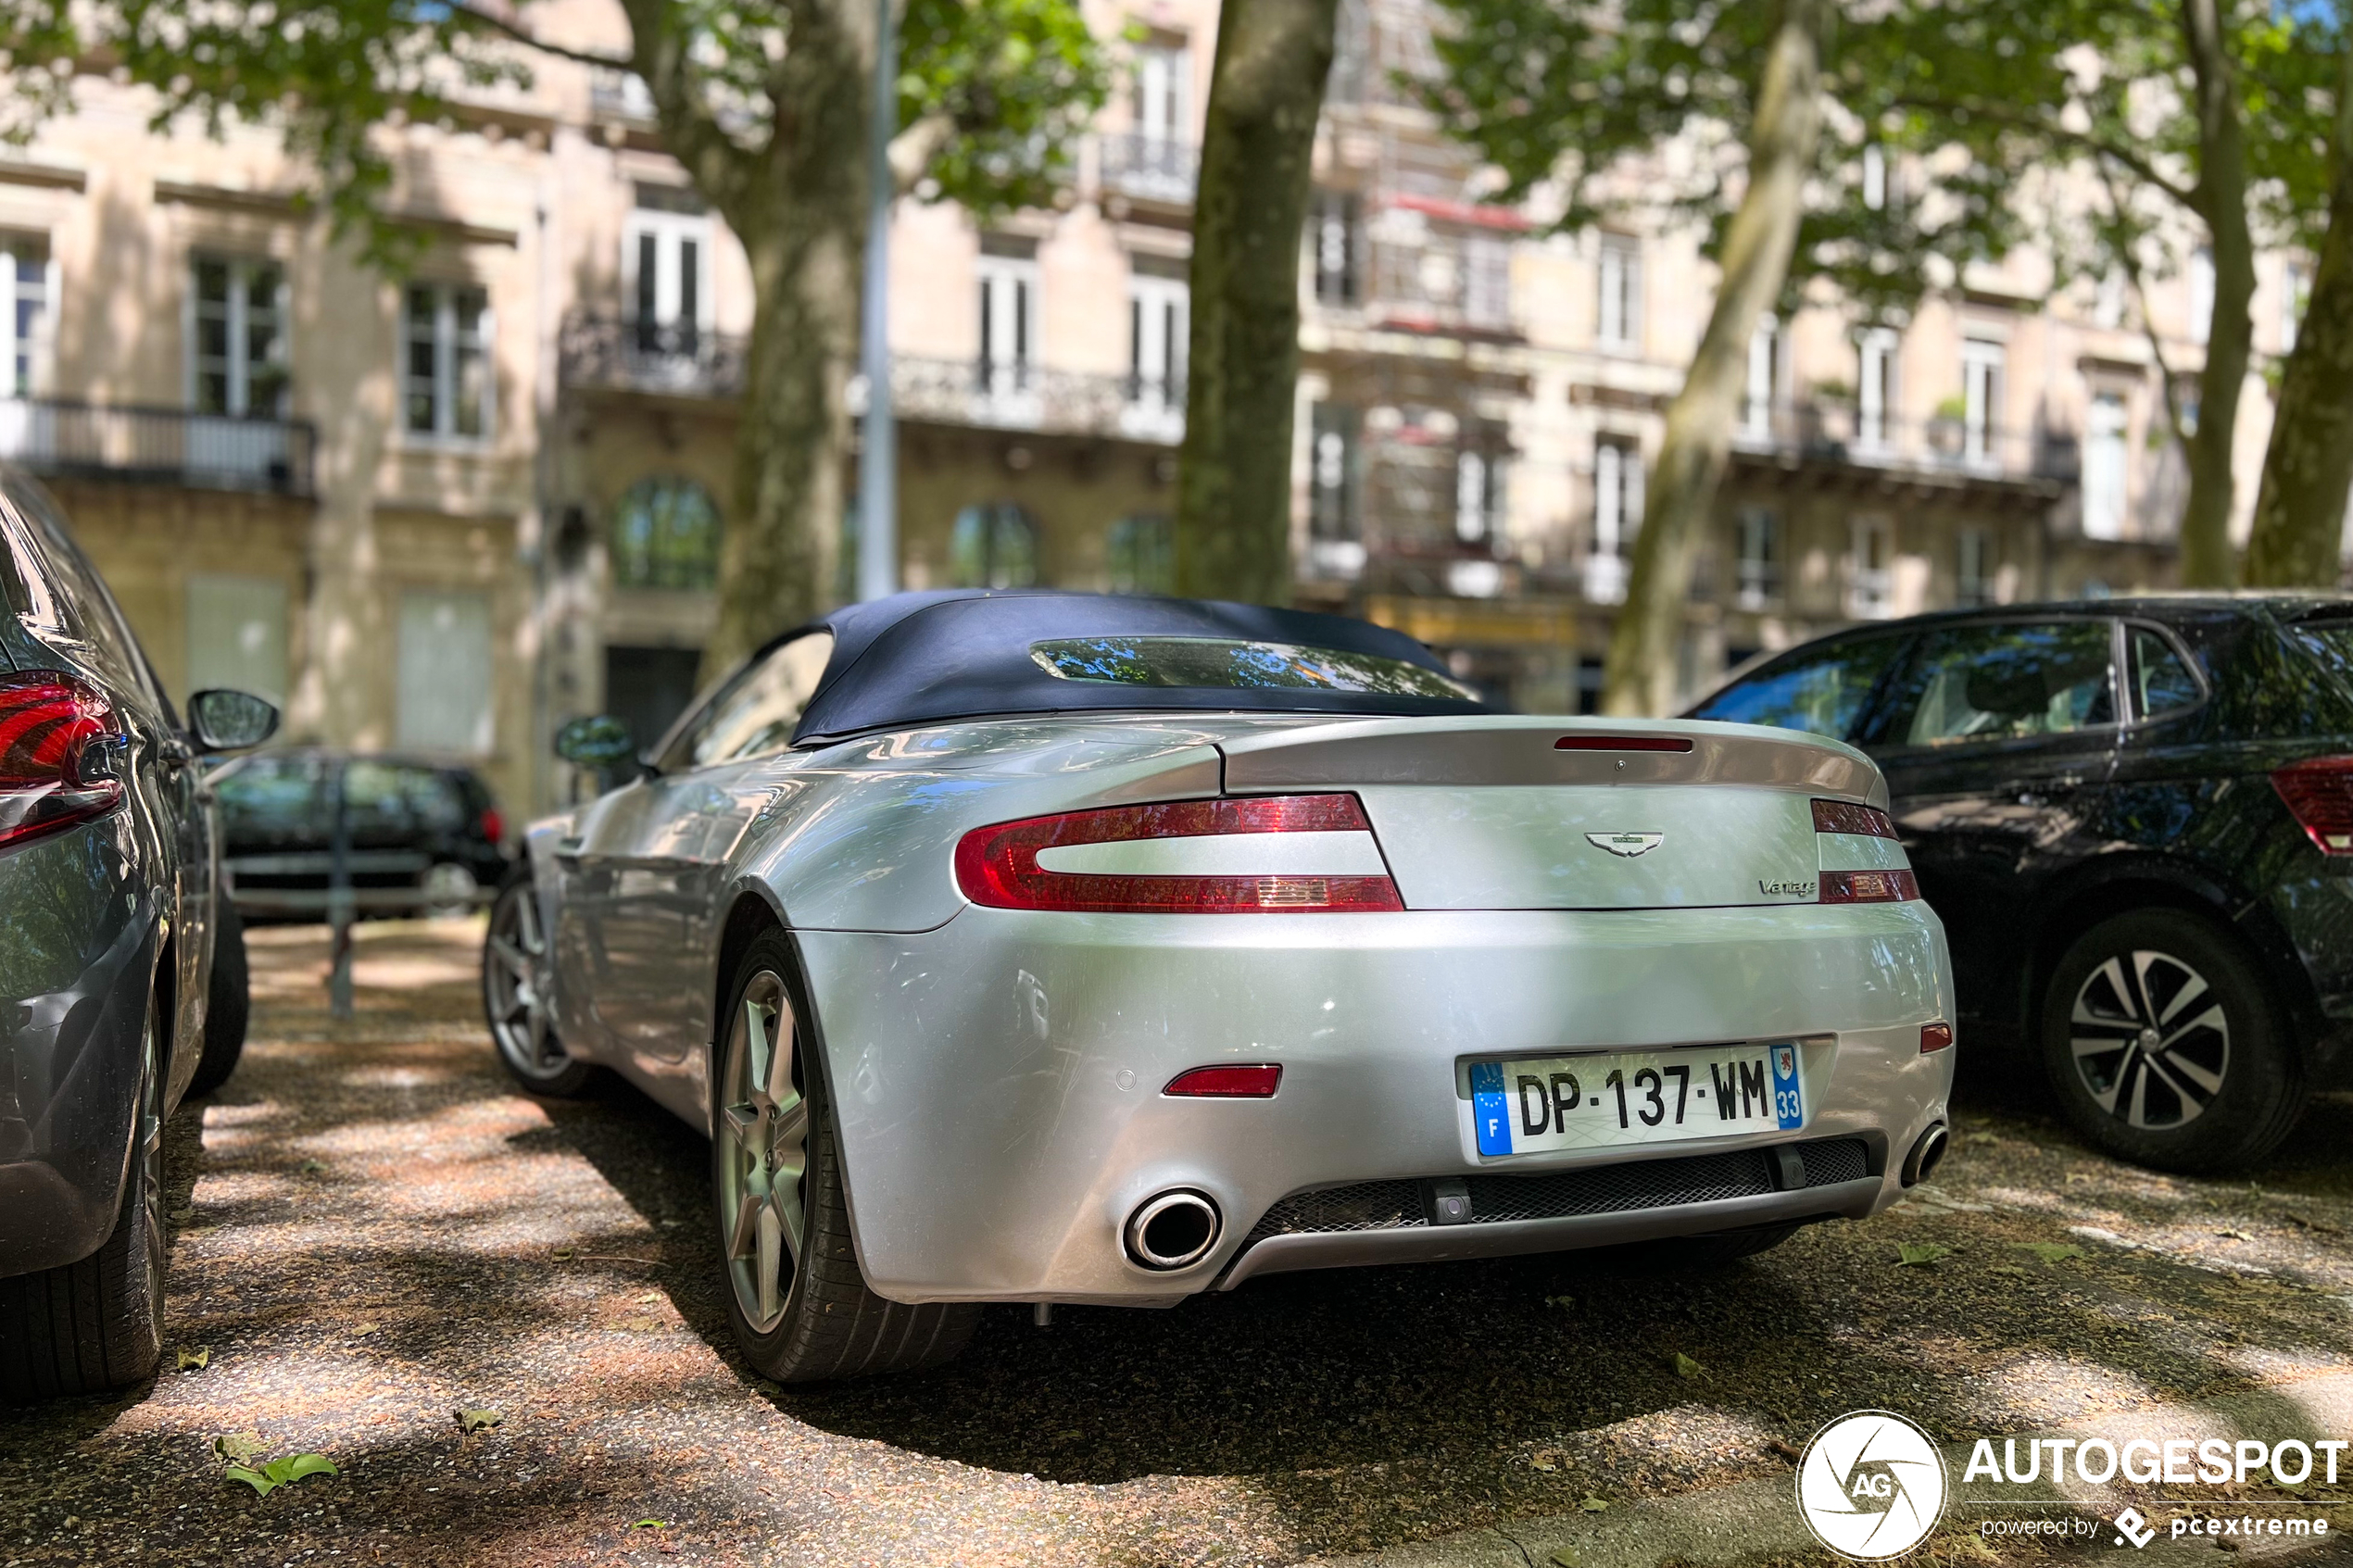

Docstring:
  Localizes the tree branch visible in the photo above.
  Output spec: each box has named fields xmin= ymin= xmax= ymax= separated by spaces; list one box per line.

xmin=448 ymin=3 xmax=635 ymax=73
xmin=615 ymin=0 xmax=760 ymax=220
xmin=887 ymin=111 xmax=954 ymax=194
xmin=2097 ymin=152 xmax=2186 ymax=451
xmin=1877 ymin=85 xmax=2199 ymax=208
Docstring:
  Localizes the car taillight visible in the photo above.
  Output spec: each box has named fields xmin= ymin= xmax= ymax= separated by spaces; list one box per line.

xmin=2271 ymin=758 xmax=2353 ymax=854
xmin=1920 ymin=1022 xmax=1955 ymax=1054
xmin=1812 ymin=797 xmax=1897 ymax=838
xmin=953 ymin=793 xmax=1404 ymax=913
xmin=1164 ymin=1064 xmax=1283 ymax=1098
xmin=1820 ymin=868 xmax=1919 ymax=903
xmin=480 ymin=807 xmax=504 ymax=847
xmin=0 ymin=671 xmax=127 ymax=851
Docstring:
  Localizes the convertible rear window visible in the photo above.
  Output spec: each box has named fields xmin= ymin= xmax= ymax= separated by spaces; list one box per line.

xmin=1029 ymin=636 xmax=1478 ymax=700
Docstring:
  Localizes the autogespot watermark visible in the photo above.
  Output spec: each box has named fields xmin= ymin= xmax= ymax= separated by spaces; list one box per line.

xmin=1795 ymin=1412 xmax=2343 ymax=1559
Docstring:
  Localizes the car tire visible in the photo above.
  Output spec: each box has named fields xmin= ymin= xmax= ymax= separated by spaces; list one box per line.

xmin=2040 ymin=909 xmax=2304 ymax=1173
xmin=484 ymin=874 xmax=595 ymax=1097
xmin=188 ymin=899 xmax=250 ymax=1098
xmin=1615 ymin=1223 xmax=1799 ymax=1272
xmin=714 ymin=930 xmax=978 ymax=1384
xmin=0 ymin=996 xmax=168 ymax=1401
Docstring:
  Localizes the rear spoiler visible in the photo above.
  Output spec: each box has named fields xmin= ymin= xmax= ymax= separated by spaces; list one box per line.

xmin=1216 ymin=716 xmax=1887 ymax=809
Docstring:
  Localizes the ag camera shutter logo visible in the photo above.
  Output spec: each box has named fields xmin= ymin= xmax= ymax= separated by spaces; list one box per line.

xmin=1796 ymin=1411 xmax=1949 ymax=1559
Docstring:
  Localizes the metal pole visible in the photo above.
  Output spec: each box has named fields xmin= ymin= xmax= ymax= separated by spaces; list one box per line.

xmin=854 ymin=0 xmax=899 ymax=603
xmin=327 ymin=758 xmax=354 ymax=1020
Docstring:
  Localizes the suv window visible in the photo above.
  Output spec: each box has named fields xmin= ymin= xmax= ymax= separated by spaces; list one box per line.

xmin=1688 ymin=633 xmax=1907 ymax=739
xmin=2128 ymin=626 xmax=2201 ymax=720
xmin=214 ymin=755 xmax=329 ymax=841
xmin=1879 ymin=621 xmax=2116 ymax=747
xmin=659 ymin=633 xmax=836 ymax=771
xmin=344 ymin=760 xmax=468 ymax=836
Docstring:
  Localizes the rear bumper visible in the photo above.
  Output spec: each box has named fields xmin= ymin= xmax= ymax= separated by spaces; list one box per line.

xmin=0 ymin=827 xmax=157 ymax=1278
xmin=796 ymin=900 xmax=1957 ymax=1304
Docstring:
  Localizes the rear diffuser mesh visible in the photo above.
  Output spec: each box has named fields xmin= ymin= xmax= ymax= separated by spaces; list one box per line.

xmin=1242 ymin=1137 xmax=1872 ymax=1242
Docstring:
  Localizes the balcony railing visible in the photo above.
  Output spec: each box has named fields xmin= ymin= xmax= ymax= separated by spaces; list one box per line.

xmin=1099 ymin=133 xmax=1199 ymax=204
xmin=0 ymin=399 xmax=316 ymax=496
xmin=1730 ymin=399 xmax=2077 ymax=483
xmin=560 ymin=315 xmax=749 ymax=398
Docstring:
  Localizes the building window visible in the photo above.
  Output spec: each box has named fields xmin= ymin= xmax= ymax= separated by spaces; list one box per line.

xmin=1857 ymin=327 xmax=1897 ymax=450
xmin=1597 ymin=234 xmax=1642 ymax=350
xmin=976 ymin=236 xmax=1038 ymax=400
xmin=1957 ymin=528 xmax=1993 ymax=608
xmin=1465 ymin=234 xmax=1512 ymax=332
xmin=611 ymin=476 xmax=722 ymax=591
xmin=1587 ymin=435 xmax=1642 ymax=604
xmin=1312 ymin=191 xmax=1359 ymax=306
xmin=1743 ymin=315 xmax=1780 ymax=437
xmin=192 ymin=257 xmax=288 ymax=416
xmin=0 ymin=237 xmax=50 ymax=398
xmin=1127 ymin=255 xmax=1188 ymax=412
xmin=1107 ymin=513 xmax=1173 ymax=594
xmin=1735 ymin=507 xmax=1780 ymax=611
xmin=1454 ymin=427 xmax=1508 ymax=546
xmin=1959 ymin=338 xmax=2004 ymax=466
xmin=186 ymin=573 xmax=288 ymax=706
xmin=396 ymin=588 xmax=494 ymax=755
xmin=2082 ymin=392 xmax=2128 ymax=541
xmin=626 ymin=182 xmax=710 ymax=354
xmin=1327 ymin=0 xmax=1372 ymax=104
xmin=1850 ymin=516 xmax=1893 ymax=619
xmin=1309 ymin=402 xmax=1360 ymax=543
xmin=950 ymin=501 xmax=1039 ymax=588
xmin=1133 ymin=41 xmax=1189 ymax=147
xmin=403 ymin=282 xmax=492 ymax=441
xmin=2189 ymin=245 xmax=2214 ymax=345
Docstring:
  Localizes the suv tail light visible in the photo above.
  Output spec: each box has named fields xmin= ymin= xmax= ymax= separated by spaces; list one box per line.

xmin=0 ymin=671 xmax=127 ymax=851
xmin=2271 ymin=758 xmax=2353 ymax=854
xmin=480 ymin=807 xmax=505 ymax=847
xmin=954 ymin=794 xmax=1404 ymax=913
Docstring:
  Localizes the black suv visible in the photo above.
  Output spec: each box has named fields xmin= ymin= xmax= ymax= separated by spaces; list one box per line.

xmin=1690 ymin=596 xmax=2353 ymax=1172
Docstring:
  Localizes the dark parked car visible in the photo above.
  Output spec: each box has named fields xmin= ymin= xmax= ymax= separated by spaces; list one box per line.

xmin=208 ymin=750 xmax=510 ymax=921
xmin=1689 ymin=596 xmax=2353 ymax=1172
xmin=0 ymin=474 xmax=275 ymax=1401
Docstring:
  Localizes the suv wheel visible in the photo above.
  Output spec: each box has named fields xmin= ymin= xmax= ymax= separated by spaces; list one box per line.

xmin=2040 ymin=909 xmax=2304 ymax=1173
xmin=0 ymin=996 xmax=168 ymax=1400
xmin=714 ymin=930 xmax=977 ymax=1383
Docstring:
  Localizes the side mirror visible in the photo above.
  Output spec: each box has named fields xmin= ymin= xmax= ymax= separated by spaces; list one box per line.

xmin=188 ymin=689 xmax=279 ymax=752
xmin=554 ymin=714 xmax=639 ymax=770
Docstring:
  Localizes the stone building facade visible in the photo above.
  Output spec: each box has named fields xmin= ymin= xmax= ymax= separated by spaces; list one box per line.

xmin=0 ymin=0 xmax=2312 ymax=812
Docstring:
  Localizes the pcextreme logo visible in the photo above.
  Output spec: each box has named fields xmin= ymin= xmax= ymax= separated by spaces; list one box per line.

xmin=1796 ymin=1411 xmax=1950 ymax=1560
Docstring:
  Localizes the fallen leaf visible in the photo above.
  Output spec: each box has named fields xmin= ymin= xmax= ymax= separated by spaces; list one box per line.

xmin=2283 ymin=1212 xmax=2346 ymax=1236
xmin=1767 ymin=1437 xmax=1802 ymax=1464
xmin=213 ymin=1432 xmax=267 ymax=1464
xmin=298 ymin=1159 xmax=326 ymax=1175
xmin=1894 ymin=1242 xmax=1951 ymax=1267
xmin=1052 ymin=1429 xmax=1084 ymax=1441
xmin=1961 ymin=1132 xmax=2000 ymax=1148
xmin=1550 ymin=1549 xmax=1580 ymax=1567
xmin=457 ymin=1409 xmax=502 ymax=1434
xmin=1580 ymin=1496 xmax=1610 ymax=1512
xmin=551 ymin=1247 xmax=575 ymax=1262
xmin=2214 ymin=1229 xmax=2252 ymax=1242
xmin=1529 ymin=1451 xmax=1559 ymax=1473
xmin=2018 ymin=1243 xmax=2085 ymax=1264
xmin=352 ymin=1323 xmax=380 ymax=1336
xmin=225 ymin=1453 xmax=337 ymax=1497
xmin=1667 ymin=1351 xmax=1704 ymax=1379
xmin=631 ymin=1519 xmax=670 ymax=1530
xmin=1544 ymin=1294 xmax=1575 ymax=1312
xmin=1989 ymin=1264 xmax=2030 ymax=1278
xmin=177 ymin=1348 xmax=209 ymax=1372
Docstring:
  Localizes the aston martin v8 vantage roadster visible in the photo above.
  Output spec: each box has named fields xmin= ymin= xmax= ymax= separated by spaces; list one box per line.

xmin=489 ymin=592 xmax=1956 ymax=1383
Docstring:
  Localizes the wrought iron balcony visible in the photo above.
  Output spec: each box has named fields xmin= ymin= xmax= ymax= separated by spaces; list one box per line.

xmin=0 ymin=399 xmax=316 ymax=497
xmin=560 ymin=314 xmax=749 ymax=398
xmin=1730 ymin=399 xmax=2077 ymax=484
xmin=1099 ymin=133 xmax=1200 ymax=205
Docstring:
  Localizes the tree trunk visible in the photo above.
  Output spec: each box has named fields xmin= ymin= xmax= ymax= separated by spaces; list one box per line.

xmin=2244 ymin=35 xmax=2353 ymax=588
xmin=1174 ymin=0 xmax=1340 ymax=604
xmin=1601 ymin=0 xmax=1829 ymax=716
xmin=2175 ymin=0 xmax=2255 ymax=589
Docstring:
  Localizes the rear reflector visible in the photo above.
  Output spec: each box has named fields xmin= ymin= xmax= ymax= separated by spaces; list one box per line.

xmin=1554 ymin=734 xmax=1694 ymax=752
xmin=2272 ymin=758 xmax=2353 ymax=854
xmin=1820 ymin=868 xmax=1919 ymax=904
xmin=1811 ymin=798 xmax=1897 ymax=839
xmin=1164 ymin=1064 xmax=1283 ymax=1098
xmin=954 ymin=794 xmax=1404 ymax=913
xmin=1920 ymin=1022 xmax=1955 ymax=1054
xmin=0 ymin=670 xmax=126 ymax=852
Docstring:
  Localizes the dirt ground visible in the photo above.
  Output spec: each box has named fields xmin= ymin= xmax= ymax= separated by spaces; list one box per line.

xmin=3 ymin=918 xmax=2350 ymax=1567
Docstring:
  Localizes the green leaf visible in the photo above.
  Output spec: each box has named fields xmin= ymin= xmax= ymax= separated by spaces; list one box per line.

xmin=1550 ymin=1549 xmax=1581 ymax=1567
xmin=1895 ymin=1242 xmax=1952 ymax=1267
xmin=631 ymin=1520 xmax=670 ymax=1530
xmin=458 ymin=1408 xmax=502 ymax=1434
xmin=275 ymin=1454 xmax=338 ymax=1485
xmin=224 ymin=1464 xmax=279 ymax=1497
xmin=1668 ymin=1351 xmax=1705 ymax=1379
xmin=2018 ymin=1243 xmax=2085 ymax=1264
xmin=1580 ymin=1495 xmax=1610 ymax=1512
xmin=177 ymin=1347 xmax=209 ymax=1371
xmin=213 ymin=1432 xmax=266 ymax=1463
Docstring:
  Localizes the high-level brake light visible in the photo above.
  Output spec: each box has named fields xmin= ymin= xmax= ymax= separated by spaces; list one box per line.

xmin=954 ymin=794 xmax=1403 ymax=913
xmin=0 ymin=671 xmax=126 ymax=852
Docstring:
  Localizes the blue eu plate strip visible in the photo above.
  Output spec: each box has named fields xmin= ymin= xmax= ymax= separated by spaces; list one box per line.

xmin=1770 ymin=1043 xmax=1804 ymax=1130
xmin=1470 ymin=1061 xmax=1512 ymax=1155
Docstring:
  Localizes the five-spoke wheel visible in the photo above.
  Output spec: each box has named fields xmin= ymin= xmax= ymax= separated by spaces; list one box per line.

xmin=484 ymin=877 xmax=593 ymax=1095
xmin=717 ymin=969 xmax=810 ymax=1333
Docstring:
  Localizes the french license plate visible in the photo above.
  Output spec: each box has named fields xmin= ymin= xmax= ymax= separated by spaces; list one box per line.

xmin=1470 ymin=1043 xmax=1804 ymax=1158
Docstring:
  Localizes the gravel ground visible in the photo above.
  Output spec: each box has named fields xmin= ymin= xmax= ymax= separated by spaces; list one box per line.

xmin=3 ymin=918 xmax=2351 ymax=1567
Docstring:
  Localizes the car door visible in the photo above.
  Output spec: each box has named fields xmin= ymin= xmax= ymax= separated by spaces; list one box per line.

xmin=1857 ymin=617 xmax=2125 ymax=1032
xmin=560 ymin=632 xmax=833 ymax=1116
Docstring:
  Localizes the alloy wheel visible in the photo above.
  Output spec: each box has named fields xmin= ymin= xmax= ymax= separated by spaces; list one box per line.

xmin=485 ymin=886 xmax=565 ymax=1078
xmin=718 ymin=970 xmax=809 ymax=1335
xmin=135 ymin=1009 xmax=164 ymax=1306
xmin=2068 ymin=947 xmax=2230 ymax=1129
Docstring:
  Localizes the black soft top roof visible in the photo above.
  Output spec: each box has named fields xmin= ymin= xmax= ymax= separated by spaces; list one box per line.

xmin=788 ymin=590 xmax=1491 ymax=744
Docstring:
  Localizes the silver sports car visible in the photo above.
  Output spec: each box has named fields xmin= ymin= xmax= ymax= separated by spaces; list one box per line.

xmin=489 ymin=591 xmax=1956 ymax=1383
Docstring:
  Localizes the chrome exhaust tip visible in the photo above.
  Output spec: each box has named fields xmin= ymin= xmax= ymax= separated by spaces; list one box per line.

xmin=1124 ymin=1190 xmax=1221 ymax=1270
xmin=1902 ymin=1123 xmax=1949 ymax=1187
